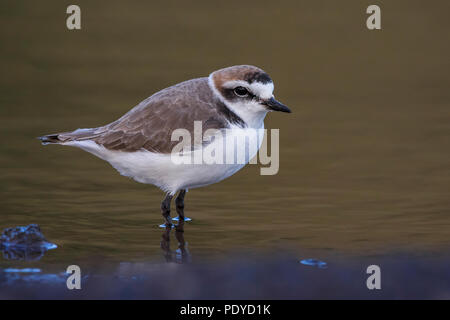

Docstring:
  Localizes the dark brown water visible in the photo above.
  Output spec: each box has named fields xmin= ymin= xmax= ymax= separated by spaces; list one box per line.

xmin=0 ymin=1 xmax=449 ymax=298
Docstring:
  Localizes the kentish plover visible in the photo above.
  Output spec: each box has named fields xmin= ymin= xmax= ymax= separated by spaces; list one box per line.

xmin=39 ymin=65 xmax=291 ymax=225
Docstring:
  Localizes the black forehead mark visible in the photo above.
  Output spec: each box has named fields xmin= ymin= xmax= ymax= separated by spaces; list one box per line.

xmin=244 ymin=71 xmax=272 ymax=84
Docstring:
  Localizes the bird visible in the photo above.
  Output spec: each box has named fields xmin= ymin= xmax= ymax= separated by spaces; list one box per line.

xmin=39 ymin=65 xmax=291 ymax=226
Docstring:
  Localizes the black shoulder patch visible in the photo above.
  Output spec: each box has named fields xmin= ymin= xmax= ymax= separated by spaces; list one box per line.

xmin=216 ymin=100 xmax=246 ymax=128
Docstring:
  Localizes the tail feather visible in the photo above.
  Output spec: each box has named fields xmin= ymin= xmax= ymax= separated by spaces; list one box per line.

xmin=38 ymin=128 xmax=102 ymax=145
xmin=38 ymin=134 xmax=62 ymax=145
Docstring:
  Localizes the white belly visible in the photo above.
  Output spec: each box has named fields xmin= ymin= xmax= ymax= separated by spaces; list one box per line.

xmin=66 ymin=126 xmax=265 ymax=195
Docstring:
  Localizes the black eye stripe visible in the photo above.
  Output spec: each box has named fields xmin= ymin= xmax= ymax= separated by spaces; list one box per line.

xmin=219 ymin=87 xmax=257 ymax=102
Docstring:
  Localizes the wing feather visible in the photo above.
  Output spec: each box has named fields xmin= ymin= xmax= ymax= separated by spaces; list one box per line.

xmin=92 ymin=77 xmax=230 ymax=153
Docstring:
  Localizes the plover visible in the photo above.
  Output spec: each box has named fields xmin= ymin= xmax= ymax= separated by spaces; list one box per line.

xmin=39 ymin=65 xmax=290 ymax=225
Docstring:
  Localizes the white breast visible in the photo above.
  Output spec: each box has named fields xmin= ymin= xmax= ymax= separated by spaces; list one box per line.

xmin=65 ymin=123 xmax=265 ymax=195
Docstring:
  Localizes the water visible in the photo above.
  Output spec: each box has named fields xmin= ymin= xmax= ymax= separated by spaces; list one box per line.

xmin=0 ymin=1 xmax=449 ymax=298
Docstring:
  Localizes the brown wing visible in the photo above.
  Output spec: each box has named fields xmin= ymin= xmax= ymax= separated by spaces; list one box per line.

xmin=90 ymin=77 xmax=229 ymax=153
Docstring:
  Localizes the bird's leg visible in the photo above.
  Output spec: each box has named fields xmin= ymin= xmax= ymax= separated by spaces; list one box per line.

xmin=175 ymin=189 xmax=186 ymax=220
xmin=161 ymin=193 xmax=173 ymax=226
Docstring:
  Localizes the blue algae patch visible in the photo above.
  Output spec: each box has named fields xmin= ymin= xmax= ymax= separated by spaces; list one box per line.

xmin=0 ymin=224 xmax=57 ymax=261
xmin=1 ymin=272 xmax=68 ymax=286
xmin=299 ymin=258 xmax=328 ymax=269
xmin=3 ymin=268 xmax=42 ymax=273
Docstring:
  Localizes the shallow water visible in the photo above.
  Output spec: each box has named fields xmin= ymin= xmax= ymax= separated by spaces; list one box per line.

xmin=0 ymin=1 xmax=449 ymax=298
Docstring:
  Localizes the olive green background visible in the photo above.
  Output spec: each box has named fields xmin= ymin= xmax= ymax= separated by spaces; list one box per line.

xmin=0 ymin=1 xmax=449 ymax=268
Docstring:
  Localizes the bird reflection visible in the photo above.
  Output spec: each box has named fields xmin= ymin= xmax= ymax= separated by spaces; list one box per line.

xmin=160 ymin=219 xmax=191 ymax=264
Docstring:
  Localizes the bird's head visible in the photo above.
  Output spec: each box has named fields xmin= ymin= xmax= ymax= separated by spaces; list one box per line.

xmin=208 ymin=65 xmax=291 ymax=127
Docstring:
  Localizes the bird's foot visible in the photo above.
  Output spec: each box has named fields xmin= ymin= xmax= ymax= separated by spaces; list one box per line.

xmin=159 ymin=223 xmax=175 ymax=229
xmin=172 ymin=216 xmax=192 ymax=222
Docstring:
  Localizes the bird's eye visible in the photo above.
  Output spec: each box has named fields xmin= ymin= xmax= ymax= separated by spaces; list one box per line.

xmin=233 ymin=86 xmax=248 ymax=97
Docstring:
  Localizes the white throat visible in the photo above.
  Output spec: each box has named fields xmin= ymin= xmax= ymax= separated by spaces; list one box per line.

xmin=208 ymin=75 xmax=270 ymax=129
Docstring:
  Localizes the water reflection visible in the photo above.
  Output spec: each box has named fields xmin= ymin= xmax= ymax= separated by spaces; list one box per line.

xmin=1 ymin=246 xmax=50 ymax=261
xmin=160 ymin=219 xmax=191 ymax=264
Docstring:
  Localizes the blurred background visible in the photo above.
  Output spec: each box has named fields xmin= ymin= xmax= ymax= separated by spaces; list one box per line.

xmin=0 ymin=0 xmax=449 ymax=298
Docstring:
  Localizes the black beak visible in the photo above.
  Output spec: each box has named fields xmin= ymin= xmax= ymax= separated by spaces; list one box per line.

xmin=263 ymin=97 xmax=291 ymax=113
